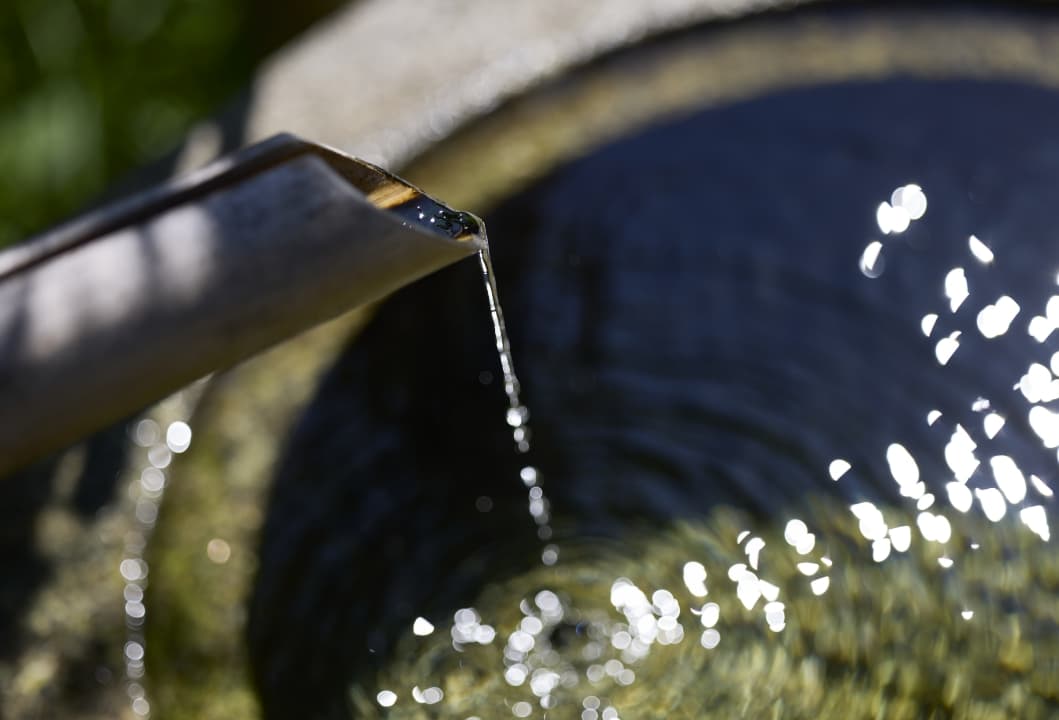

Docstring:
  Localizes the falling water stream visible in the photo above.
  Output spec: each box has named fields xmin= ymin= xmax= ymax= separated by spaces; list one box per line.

xmin=479 ymin=241 xmax=554 ymax=546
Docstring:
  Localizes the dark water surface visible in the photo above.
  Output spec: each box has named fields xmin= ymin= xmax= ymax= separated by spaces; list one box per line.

xmin=249 ymin=78 xmax=1059 ymax=718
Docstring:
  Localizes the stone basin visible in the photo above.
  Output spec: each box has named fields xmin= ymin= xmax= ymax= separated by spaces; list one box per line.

xmin=96 ymin=2 xmax=1059 ymax=718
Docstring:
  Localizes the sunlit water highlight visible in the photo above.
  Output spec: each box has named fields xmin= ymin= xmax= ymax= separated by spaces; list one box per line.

xmin=350 ymin=182 xmax=1059 ymax=719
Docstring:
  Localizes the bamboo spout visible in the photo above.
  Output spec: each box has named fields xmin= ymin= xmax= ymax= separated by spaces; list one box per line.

xmin=0 ymin=133 xmax=483 ymax=476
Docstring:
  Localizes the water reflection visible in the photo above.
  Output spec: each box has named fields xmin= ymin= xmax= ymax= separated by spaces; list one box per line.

xmin=253 ymin=78 xmax=1059 ymax=719
xmin=347 ymin=178 xmax=1059 ymax=719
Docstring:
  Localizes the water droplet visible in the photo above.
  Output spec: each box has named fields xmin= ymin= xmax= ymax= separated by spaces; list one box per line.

xmin=506 ymin=405 xmax=529 ymax=428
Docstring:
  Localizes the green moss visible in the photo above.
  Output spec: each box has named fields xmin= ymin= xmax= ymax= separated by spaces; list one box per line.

xmin=145 ymin=311 xmax=366 ymax=720
xmin=356 ymin=500 xmax=1059 ymax=719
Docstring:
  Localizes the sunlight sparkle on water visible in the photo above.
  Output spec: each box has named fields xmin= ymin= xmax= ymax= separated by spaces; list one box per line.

xmin=945 ymin=425 xmax=979 ymax=482
xmin=968 ymin=235 xmax=994 ymax=264
xmin=976 ymin=296 xmax=1020 ymax=339
xmin=851 ymin=502 xmax=888 ymax=541
xmin=206 ymin=538 xmax=231 ymax=564
xmin=921 ymin=313 xmax=938 ymax=337
xmin=886 ymin=443 xmax=919 ymax=491
xmin=889 ymin=525 xmax=912 ymax=552
xmin=945 ymin=268 xmax=969 ymax=312
xmin=916 ymin=511 xmax=952 ymax=544
xmin=876 ymin=183 xmax=926 ymax=234
xmin=946 ymin=481 xmax=974 ymax=513
xmin=859 ymin=241 xmax=884 ymax=278
xmin=892 ymin=183 xmax=927 ymax=219
xmin=764 ymin=600 xmax=786 ymax=632
xmin=412 ymin=686 xmax=443 ymax=704
xmin=520 ymin=466 xmax=538 ymax=486
xmin=876 ymin=202 xmax=910 ymax=234
xmin=828 ymin=459 xmax=851 ymax=480
xmin=1030 ymin=474 xmax=1054 ymax=498
xmin=795 ymin=533 xmax=816 ymax=555
xmin=872 ymin=538 xmax=891 ymax=562
xmin=372 ymin=202 xmax=1059 ymax=717
xmin=935 ymin=332 xmax=961 ymax=365
xmin=783 ymin=518 xmax=816 ymax=554
xmin=983 ymin=412 xmax=1005 ymax=439
xmin=1029 ymin=295 xmax=1059 ymax=343
xmin=784 ymin=519 xmax=808 ymax=545
xmin=133 ymin=419 xmax=160 ymax=447
xmin=990 ymin=455 xmax=1027 ymax=504
xmin=975 ymin=487 xmax=1007 ymax=522
xmin=165 ymin=421 xmax=192 ymax=453
xmin=744 ymin=537 xmax=765 ymax=570
xmin=451 ymin=607 xmax=497 ymax=646
xmin=1028 ymin=314 xmax=1055 ymax=343
xmin=682 ymin=561 xmax=708 ymax=597
xmin=1019 ymin=505 xmax=1051 ymax=541
xmin=734 ymin=570 xmax=762 ymax=611
xmin=698 ymin=602 xmax=720 ymax=628
xmin=1028 ymin=405 xmax=1059 ymax=448
xmin=1047 ymin=295 xmax=1059 ymax=325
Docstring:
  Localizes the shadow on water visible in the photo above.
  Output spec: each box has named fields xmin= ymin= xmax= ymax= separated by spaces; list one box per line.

xmin=249 ymin=75 xmax=1059 ymax=718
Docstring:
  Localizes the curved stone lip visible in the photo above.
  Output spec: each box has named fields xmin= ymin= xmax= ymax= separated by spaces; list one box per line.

xmin=226 ymin=0 xmax=813 ymax=168
xmin=402 ymin=4 xmax=1059 ymax=214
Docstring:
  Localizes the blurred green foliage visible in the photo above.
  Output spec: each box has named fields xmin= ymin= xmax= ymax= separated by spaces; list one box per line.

xmin=0 ymin=0 xmax=346 ymax=248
